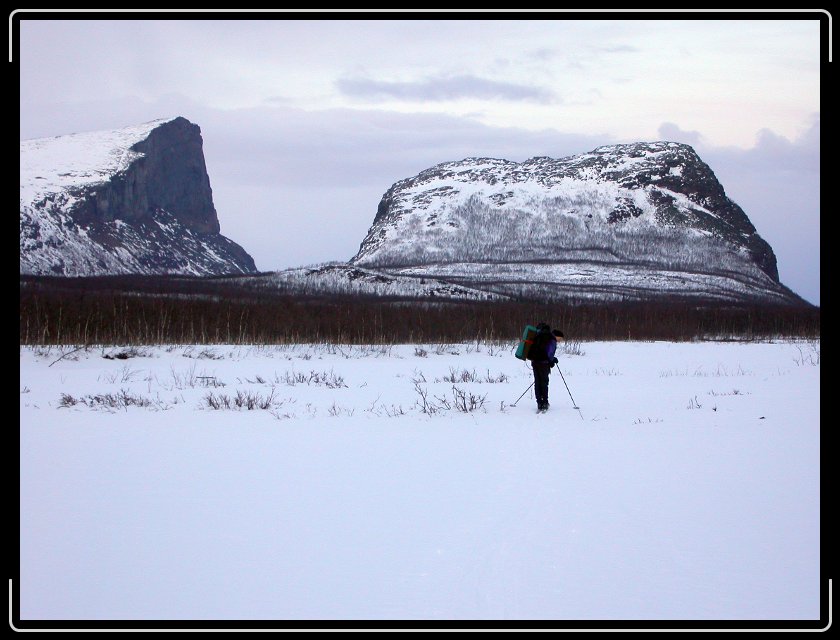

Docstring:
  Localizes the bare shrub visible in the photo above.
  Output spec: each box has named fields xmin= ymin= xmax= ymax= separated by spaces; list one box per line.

xmin=414 ymin=383 xmax=487 ymax=415
xmin=103 ymin=346 xmax=152 ymax=360
xmin=203 ymin=389 xmax=283 ymax=411
xmin=793 ymin=342 xmax=820 ymax=366
xmin=436 ymin=367 xmax=507 ymax=384
xmin=58 ymin=389 xmax=165 ymax=411
xmin=274 ymin=369 xmax=347 ymax=388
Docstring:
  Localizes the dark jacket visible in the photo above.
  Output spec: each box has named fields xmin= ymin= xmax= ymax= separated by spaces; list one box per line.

xmin=530 ymin=330 xmax=557 ymax=364
xmin=546 ymin=338 xmax=557 ymax=362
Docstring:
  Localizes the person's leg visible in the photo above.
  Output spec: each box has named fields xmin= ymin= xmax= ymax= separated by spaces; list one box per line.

xmin=534 ymin=364 xmax=549 ymax=409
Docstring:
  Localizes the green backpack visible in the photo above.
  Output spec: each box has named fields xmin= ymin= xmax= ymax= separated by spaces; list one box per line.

xmin=514 ymin=324 xmax=539 ymax=361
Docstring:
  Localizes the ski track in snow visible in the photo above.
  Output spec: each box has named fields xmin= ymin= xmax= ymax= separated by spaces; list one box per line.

xmin=19 ymin=340 xmax=821 ymax=622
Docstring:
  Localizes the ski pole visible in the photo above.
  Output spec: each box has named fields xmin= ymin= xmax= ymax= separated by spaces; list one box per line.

xmin=511 ymin=381 xmax=534 ymax=407
xmin=557 ymin=369 xmax=584 ymax=420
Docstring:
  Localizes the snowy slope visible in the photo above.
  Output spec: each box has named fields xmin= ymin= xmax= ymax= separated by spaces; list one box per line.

xmin=237 ymin=262 xmax=505 ymax=301
xmin=19 ymin=340 xmax=821 ymax=622
xmin=20 ymin=118 xmax=176 ymax=207
xmin=344 ymin=142 xmax=802 ymax=306
xmin=20 ymin=118 xmax=256 ymax=276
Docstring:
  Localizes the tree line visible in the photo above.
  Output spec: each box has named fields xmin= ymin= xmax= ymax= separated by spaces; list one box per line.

xmin=20 ymin=274 xmax=820 ymax=346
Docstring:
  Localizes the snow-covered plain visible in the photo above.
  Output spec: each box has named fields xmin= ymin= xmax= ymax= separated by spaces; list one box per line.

xmin=19 ymin=340 xmax=821 ymax=623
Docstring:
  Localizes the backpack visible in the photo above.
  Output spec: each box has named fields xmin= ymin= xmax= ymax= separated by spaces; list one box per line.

xmin=526 ymin=324 xmax=552 ymax=362
xmin=515 ymin=324 xmax=539 ymax=361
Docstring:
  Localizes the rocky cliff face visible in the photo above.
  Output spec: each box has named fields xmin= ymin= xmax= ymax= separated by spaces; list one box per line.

xmin=20 ymin=117 xmax=256 ymax=276
xmin=343 ymin=142 xmax=802 ymax=305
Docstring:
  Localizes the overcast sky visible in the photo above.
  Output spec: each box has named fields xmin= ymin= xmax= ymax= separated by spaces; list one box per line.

xmin=17 ymin=13 xmax=822 ymax=305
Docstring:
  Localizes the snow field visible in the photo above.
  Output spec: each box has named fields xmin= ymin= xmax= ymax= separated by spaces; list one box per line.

xmin=19 ymin=340 xmax=820 ymax=621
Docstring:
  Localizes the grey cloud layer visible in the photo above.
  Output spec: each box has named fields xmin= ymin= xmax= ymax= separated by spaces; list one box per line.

xmin=335 ymin=75 xmax=557 ymax=104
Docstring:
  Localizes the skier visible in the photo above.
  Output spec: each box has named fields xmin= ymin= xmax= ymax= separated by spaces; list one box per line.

xmin=528 ymin=323 xmax=565 ymax=413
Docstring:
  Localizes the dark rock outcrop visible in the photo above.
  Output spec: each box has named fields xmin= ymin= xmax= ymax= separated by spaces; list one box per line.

xmin=20 ymin=117 xmax=256 ymax=276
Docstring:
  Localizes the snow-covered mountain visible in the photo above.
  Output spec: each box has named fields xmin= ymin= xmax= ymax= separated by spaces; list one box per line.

xmin=21 ymin=121 xmax=806 ymax=306
xmin=337 ymin=142 xmax=805 ymax=305
xmin=20 ymin=117 xmax=256 ymax=276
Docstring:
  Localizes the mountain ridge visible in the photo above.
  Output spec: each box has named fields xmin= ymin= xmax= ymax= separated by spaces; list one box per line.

xmin=20 ymin=117 xmax=256 ymax=276
xmin=352 ymin=141 xmax=777 ymax=278
xmin=19 ymin=119 xmax=808 ymax=307
xmin=323 ymin=140 xmax=803 ymax=306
